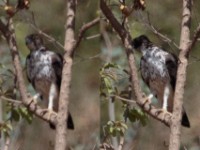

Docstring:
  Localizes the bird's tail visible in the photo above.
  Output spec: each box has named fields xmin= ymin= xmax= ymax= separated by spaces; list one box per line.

xmin=67 ymin=112 xmax=74 ymax=129
xmin=181 ymin=108 xmax=190 ymax=128
xmin=49 ymin=112 xmax=74 ymax=130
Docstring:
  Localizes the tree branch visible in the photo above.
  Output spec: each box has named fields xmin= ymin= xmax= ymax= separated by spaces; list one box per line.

xmin=1 ymin=96 xmax=22 ymax=105
xmin=169 ymin=0 xmax=192 ymax=149
xmin=188 ymin=23 xmax=200 ymax=52
xmin=54 ymin=0 xmax=76 ymax=149
xmin=118 ymin=136 xmax=124 ymax=150
xmin=111 ymin=95 xmax=136 ymax=104
xmin=100 ymin=0 xmax=172 ymax=127
xmin=74 ymin=17 xmax=100 ymax=49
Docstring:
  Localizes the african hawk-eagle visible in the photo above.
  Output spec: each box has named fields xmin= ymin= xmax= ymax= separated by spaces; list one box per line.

xmin=131 ymin=35 xmax=190 ymax=127
xmin=25 ymin=33 xmax=74 ymax=129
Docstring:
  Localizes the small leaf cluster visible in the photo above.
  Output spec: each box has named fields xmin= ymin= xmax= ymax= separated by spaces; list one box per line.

xmin=0 ymin=64 xmax=33 ymax=137
xmin=104 ymin=120 xmax=128 ymax=137
xmin=124 ymin=106 xmax=148 ymax=126
xmin=100 ymin=63 xmax=120 ymax=97
xmin=6 ymin=104 xmax=33 ymax=124
xmin=100 ymin=62 xmax=129 ymax=100
xmin=0 ymin=122 xmax=12 ymax=137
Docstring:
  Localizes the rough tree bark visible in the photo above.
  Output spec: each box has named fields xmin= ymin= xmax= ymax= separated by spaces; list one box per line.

xmin=169 ymin=0 xmax=192 ymax=149
xmin=54 ymin=0 xmax=76 ymax=149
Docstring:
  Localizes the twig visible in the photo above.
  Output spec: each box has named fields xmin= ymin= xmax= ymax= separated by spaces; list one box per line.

xmin=111 ymin=95 xmax=136 ymax=104
xmin=188 ymin=23 xmax=200 ymax=52
xmin=74 ymin=17 xmax=100 ymax=49
xmin=85 ymin=33 xmax=100 ymax=40
xmin=73 ymin=53 xmax=101 ymax=65
xmin=1 ymin=96 xmax=22 ymax=104
xmin=3 ymin=137 xmax=10 ymax=150
xmin=118 ymin=136 xmax=125 ymax=150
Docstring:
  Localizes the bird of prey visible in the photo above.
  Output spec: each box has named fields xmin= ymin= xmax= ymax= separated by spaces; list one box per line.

xmin=131 ymin=35 xmax=190 ymax=127
xmin=25 ymin=33 xmax=74 ymax=129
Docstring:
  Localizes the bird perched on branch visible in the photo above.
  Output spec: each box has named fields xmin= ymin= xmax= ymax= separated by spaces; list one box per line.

xmin=131 ymin=35 xmax=190 ymax=128
xmin=25 ymin=33 xmax=74 ymax=129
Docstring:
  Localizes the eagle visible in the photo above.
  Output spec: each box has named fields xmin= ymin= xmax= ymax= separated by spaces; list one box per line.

xmin=25 ymin=33 xmax=74 ymax=129
xmin=131 ymin=35 xmax=190 ymax=127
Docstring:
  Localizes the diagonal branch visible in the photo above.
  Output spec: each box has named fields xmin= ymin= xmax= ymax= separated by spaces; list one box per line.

xmin=188 ymin=23 xmax=200 ymax=52
xmin=74 ymin=17 xmax=100 ymax=49
xmin=100 ymin=0 xmax=172 ymax=127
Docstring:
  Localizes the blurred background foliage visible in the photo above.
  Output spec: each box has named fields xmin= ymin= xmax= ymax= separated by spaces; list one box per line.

xmin=100 ymin=0 xmax=200 ymax=150
xmin=0 ymin=0 xmax=100 ymax=150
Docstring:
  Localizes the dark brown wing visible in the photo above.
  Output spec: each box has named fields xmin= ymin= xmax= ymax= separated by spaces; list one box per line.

xmin=51 ymin=53 xmax=63 ymax=89
xmin=140 ymin=56 xmax=150 ymax=87
xmin=25 ymin=54 xmax=35 ymax=86
xmin=165 ymin=53 xmax=178 ymax=90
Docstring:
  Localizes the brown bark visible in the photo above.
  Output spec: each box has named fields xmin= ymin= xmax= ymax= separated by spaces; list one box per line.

xmin=169 ymin=0 xmax=192 ymax=149
xmin=54 ymin=0 xmax=76 ymax=149
xmin=100 ymin=0 xmax=171 ymax=127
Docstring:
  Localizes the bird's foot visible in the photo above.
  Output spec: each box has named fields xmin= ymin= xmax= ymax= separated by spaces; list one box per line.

xmin=40 ymin=109 xmax=57 ymax=120
xmin=29 ymin=93 xmax=41 ymax=104
xmin=27 ymin=94 xmax=38 ymax=106
xmin=155 ymin=108 xmax=171 ymax=118
xmin=142 ymin=93 xmax=153 ymax=106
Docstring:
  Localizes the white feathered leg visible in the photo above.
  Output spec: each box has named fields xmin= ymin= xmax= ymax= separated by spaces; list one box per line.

xmin=163 ymin=83 xmax=170 ymax=111
xmin=41 ymin=83 xmax=57 ymax=119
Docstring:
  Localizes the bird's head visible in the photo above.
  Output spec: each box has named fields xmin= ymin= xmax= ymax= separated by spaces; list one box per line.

xmin=131 ymin=35 xmax=151 ymax=51
xmin=25 ymin=34 xmax=44 ymax=51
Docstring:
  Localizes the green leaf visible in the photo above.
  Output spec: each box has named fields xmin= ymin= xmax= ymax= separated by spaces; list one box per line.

xmin=18 ymin=107 xmax=33 ymax=124
xmin=6 ymin=123 xmax=13 ymax=131
xmin=127 ymin=107 xmax=148 ymax=126
xmin=109 ymin=127 xmax=114 ymax=134
xmin=11 ymin=109 xmax=20 ymax=122
xmin=103 ymin=63 xmax=120 ymax=70
xmin=112 ymin=129 xmax=117 ymax=137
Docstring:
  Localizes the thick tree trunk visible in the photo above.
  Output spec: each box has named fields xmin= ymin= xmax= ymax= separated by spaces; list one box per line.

xmin=168 ymin=0 xmax=191 ymax=149
xmin=54 ymin=0 xmax=76 ymax=150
